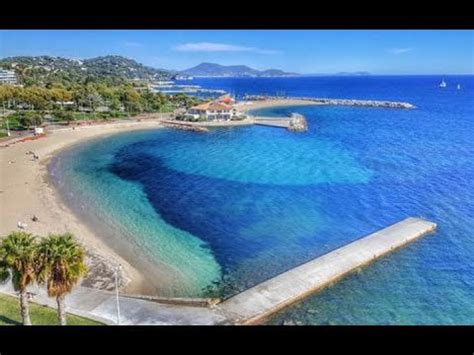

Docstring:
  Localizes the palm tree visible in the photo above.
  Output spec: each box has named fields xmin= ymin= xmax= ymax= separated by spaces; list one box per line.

xmin=0 ymin=232 xmax=38 ymax=325
xmin=37 ymin=233 xmax=88 ymax=325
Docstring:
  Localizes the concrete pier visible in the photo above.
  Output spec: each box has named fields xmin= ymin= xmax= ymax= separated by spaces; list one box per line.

xmin=253 ymin=117 xmax=291 ymax=128
xmin=216 ymin=217 xmax=436 ymax=324
xmin=253 ymin=114 xmax=308 ymax=131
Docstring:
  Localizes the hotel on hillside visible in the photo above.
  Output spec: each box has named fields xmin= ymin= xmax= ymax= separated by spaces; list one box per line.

xmin=0 ymin=70 xmax=18 ymax=85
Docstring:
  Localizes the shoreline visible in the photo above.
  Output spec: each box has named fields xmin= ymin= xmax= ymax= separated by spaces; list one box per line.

xmin=0 ymin=119 xmax=167 ymax=295
xmin=0 ymin=101 xmax=313 ymax=297
xmin=0 ymin=97 xmax=413 ymax=297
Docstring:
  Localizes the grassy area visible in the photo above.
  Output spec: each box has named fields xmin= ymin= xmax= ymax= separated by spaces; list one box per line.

xmin=0 ymin=294 xmax=103 ymax=326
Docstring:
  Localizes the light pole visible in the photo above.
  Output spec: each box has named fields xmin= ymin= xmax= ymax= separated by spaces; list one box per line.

xmin=114 ymin=265 xmax=122 ymax=325
xmin=3 ymin=102 xmax=10 ymax=136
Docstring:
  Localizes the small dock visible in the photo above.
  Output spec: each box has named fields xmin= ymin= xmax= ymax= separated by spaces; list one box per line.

xmin=253 ymin=117 xmax=291 ymax=128
xmin=252 ymin=114 xmax=307 ymax=131
xmin=216 ymin=217 xmax=436 ymax=324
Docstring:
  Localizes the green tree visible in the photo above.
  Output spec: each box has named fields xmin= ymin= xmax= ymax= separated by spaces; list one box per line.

xmin=50 ymin=86 xmax=73 ymax=106
xmin=19 ymin=111 xmax=43 ymax=129
xmin=22 ymin=86 xmax=52 ymax=110
xmin=0 ymin=232 xmax=38 ymax=326
xmin=37 ymin=233 xmax=88 ymax=325
xmin=0 ymin=85 xmax=15 ymax=107
xmin=120 ymin=87 xmax=142 ymax=113
xmin=73 ymin=85 xmax=103 ymax=112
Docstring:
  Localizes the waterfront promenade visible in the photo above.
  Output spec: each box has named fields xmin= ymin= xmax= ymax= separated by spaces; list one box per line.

xmin=0 ymin=282 xmax=225 ymax=325
xmin=0 ymin=218 xmax=436 ymax=325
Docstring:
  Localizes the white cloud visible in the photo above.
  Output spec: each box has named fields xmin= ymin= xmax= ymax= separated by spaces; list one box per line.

xmin=174 ymin=42 xmax=279 ymax=54
xmin=388 ymin=47 xmax=413 ymax=55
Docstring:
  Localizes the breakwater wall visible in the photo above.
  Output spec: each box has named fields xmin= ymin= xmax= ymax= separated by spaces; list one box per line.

xmin=245 ymin=96 xmax=415 ymax=109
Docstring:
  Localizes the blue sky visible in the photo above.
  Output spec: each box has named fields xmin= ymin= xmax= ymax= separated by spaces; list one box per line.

xmin=1 ymin=30 xmax=473 ymax=74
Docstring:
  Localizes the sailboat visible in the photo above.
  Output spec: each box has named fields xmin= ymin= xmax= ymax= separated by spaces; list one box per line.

xmin=457 ymin=84 xmax=461 ymax=90
xmin=439 ymin=79 xmax=447 ymax=88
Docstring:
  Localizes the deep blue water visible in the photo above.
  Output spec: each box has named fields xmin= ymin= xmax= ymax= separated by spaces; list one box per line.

xmin=51 ymin=76 xmax=474 ymax=324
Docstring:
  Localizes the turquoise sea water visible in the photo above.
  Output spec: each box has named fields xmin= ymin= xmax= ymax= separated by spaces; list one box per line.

xmin=50 ymin=76 xmax=474 ymax=324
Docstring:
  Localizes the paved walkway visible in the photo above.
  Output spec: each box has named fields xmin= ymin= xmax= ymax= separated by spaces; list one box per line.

xmin=0 ymin=283 xmax=226 ymax=325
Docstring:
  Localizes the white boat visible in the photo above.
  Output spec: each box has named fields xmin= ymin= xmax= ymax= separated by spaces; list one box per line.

xmin=439 ymin=80 xmax=447 ymax=88
xmin=457 ymin=84 xmax=461 ymax=90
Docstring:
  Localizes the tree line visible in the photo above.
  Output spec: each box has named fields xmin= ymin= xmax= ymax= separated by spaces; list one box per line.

xmin=0 ymin=232 xmax=88 ymax=325
xmin=0 ymin=83 xmax=199 ymax=113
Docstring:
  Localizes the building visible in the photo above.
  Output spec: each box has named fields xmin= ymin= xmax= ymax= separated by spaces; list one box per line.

xmin=174 ymin=74 xmax=194 ymax=80
xmin=0 ymin=70 xmax=18 ymax=85
xmin=216 ymin=94 xmax=235 ymax=105
xmin=34 ymin=127 xmax=44 ymax=135
xmin=185 ymin=101 xmax=236 ymax=121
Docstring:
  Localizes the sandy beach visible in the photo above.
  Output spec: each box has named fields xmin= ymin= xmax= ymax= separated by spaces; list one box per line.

xmin=0 ymin=119 xmax=167 ymax=294
xmin=0 ymin=99 xmax=315 ymax=296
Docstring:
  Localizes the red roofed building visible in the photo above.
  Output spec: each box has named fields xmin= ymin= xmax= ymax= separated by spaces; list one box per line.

xmin=185 ymin=100 xmax=241 ymax=121
xmin=217 ymin=95 xmax=235 ymax=105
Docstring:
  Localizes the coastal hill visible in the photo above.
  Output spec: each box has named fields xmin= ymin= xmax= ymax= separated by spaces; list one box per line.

xmin=181 ymin=62 xmax=298 ymax=78
xmin=0 ymin=56 xmax=299 ymax=85
xmin=0 ymin=55 xmax=174 ymax=86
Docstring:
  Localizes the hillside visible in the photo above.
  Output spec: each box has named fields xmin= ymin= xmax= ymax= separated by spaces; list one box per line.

xmin=182 ymin=62 xmax=298 ymax=77
xmin=0 ymin=55 xmax=173 ymax=86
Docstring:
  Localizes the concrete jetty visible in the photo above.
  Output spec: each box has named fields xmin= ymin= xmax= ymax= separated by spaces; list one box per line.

xmin=253 ymin=114 xmax=308 ymax=132
xmin=253 ymin=117 xmax=291 ymax=128
xmin=159 ymin=118 xmax=254 ymax=129
xmin=216 ymin=217 xmax=436 ymax=324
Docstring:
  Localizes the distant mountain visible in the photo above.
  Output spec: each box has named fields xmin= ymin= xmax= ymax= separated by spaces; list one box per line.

xmin=0 ymin=55 xmax=173 ymax=86
xmin=0 ymin=56 xmax=299 ymax=86
xmin=182 ymin=63 xmax=298 ymax=77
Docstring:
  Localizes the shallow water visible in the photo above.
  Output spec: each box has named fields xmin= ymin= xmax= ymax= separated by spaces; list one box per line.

xmin=51 ymin=76 xmax=474 ymax=323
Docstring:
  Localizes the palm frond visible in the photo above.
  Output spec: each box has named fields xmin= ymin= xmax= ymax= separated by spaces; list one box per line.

xmin=0 ymin=232 xmax=38 ymax=291
xmin=37 ymin=233 xmax=88 ymax=297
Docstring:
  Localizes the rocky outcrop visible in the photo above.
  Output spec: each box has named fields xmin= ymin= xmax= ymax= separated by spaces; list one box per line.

xmin=307 ymin=98 xmax=415 ymax=109
xmin=288 ymin=113 xmax=308 ymax=132
xmin=81 ymin=250 xmax=129 ymax=291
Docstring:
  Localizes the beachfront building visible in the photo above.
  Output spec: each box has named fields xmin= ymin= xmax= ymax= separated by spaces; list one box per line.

xmin=184 ymin=101 xmax=244 ymax=121
xmin=183 ymin=94 xmax=244 ymax=122
xmin=0 ymin=70 xmax=18 ymax=85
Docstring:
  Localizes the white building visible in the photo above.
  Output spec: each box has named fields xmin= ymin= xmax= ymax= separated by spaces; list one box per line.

xmin=185 ymin=101 xmax=238 ymax=121
xmin=0 ymin=70 xmax=18 ymax=85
